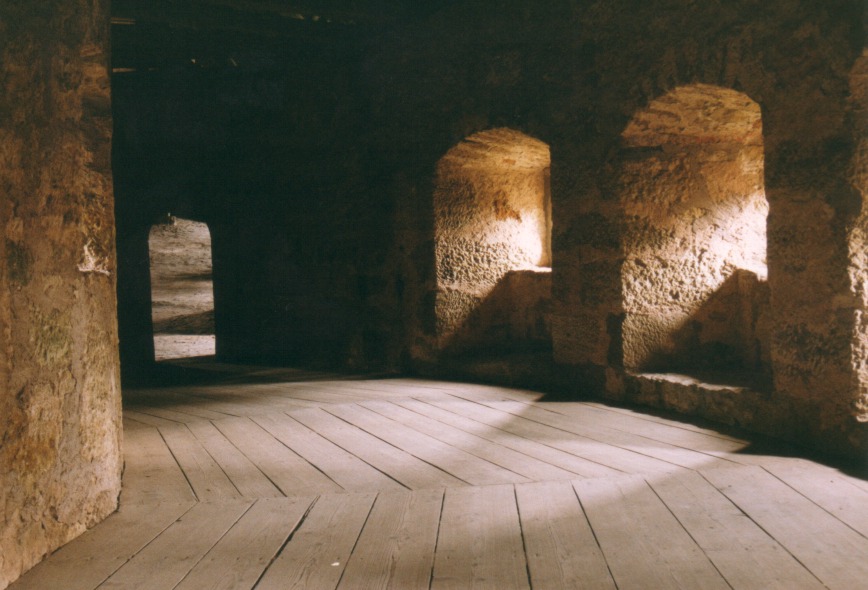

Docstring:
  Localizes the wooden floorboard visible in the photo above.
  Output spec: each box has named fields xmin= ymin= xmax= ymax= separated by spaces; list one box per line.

xmin=392 ymin=398 xmax=618 ymax=478
xmin=516 ymin=480 xmax=616 ymax=589
xmin=120 ymin=425 xmax=196 ymax=504
xmin=759 ymin=457 xmax=868 ymax=538
xmin=11 ymin=367 xmax=868 ymax=590
xmin=8 ymin=502 xmax=195 ymax=590
xmin=252 ymin=413 xmax=406 ymax=493
xmin=574 ymin=475 xmax=730 ymax=589
xmin=702 ymin=465 xmax=868 ymax=590
xmin=548 ymin=400 xmax=753 ymax=459
xmin=325 ymin=403 xmax=530 ymax=486
xmin=425 ymin=396 xmax=674 ymax=475
xmin=97 ymin=500 xmax=252 ymax=590
xmin=337 ymin=489 xmax=443 ymax=590
xmin=470 ymin=396 xmax=735 ymax=471
xmin=362 ymin=400 xmax=580 ymax=482
xmin=174 ymin=497 xmax=315 ymax=590
xmin=646 ymin=469 xmax=826 ymax=589
xmin=185 ymin=419 xmax=285 ymax=498
xmin=431 ymin=484 xmax=530 ymax=590
xmin=289 ymin=407 xmax=466 ymax=489
xmin=255 ymin=493 xmax=376 ymax=590
xmin=158 ymin=422 xmax=243 ymax=501
xmin=212 ymin=416 xmax=342 ymax=496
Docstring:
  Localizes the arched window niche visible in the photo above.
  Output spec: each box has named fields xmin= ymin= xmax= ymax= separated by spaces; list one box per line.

xmin=148 ymin=215 xmax=216 ymax=361
xmin=618 ymin=84 xmax=771 ymax=386
xmin=433 ymin=128 xmax=553 ymax=355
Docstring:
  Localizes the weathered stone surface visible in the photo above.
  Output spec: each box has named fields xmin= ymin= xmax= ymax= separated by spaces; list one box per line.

xmin=0 ymin=1 xmax=121 ymax=587
xmin=432 ymin=129 xmax=551 ymax=354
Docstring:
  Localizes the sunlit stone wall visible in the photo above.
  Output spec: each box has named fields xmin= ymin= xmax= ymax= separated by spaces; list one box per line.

xmin=0 ymin=1 xmax=121 ymax=587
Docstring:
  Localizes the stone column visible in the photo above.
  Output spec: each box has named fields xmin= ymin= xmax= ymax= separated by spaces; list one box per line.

xmin=0 ymin=0 xmax=122 ymax=586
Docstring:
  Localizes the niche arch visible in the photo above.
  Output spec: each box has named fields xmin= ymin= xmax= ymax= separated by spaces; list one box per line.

xmin=433 ymin=128 xmax=552 ymax=354
xmin=618 ymin=84 xmax=770 ymax=381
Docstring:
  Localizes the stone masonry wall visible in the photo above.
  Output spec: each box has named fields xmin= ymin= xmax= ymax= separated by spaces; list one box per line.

xmin=0 ymin=1 xmax=122 ymax=587
xmin=366 ymin=0 xmax=865 ymax=456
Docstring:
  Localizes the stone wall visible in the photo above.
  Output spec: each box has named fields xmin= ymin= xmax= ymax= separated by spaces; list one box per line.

xmin=365 ymin=0 xmax=866 ymax=456
xmin=0 ymin=1 xmax=121 ymax=587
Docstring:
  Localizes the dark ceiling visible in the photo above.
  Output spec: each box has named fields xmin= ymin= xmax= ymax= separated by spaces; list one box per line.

xmin=111 ymin=0 xmax=458 ymax=70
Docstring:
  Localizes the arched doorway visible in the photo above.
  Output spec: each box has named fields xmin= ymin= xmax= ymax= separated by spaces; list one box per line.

xmin=433 ymin=128 xmax=552 ymax=355
xmin=148 ymin=216 xmax=216 ymax=360
xmin=618 ymin=84 xmax=770 ymax=384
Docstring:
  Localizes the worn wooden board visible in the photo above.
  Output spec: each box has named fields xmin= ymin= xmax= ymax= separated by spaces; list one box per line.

xmin=703 ymin=465 xmax=868 ymax=589
xmin=252 ymin=413 xmax=406 ymax=493
xmin=431 ymin=485 xmax=529 ymax=590
xmin=515 ymin=480 xmax=616 ymax=589
xmin=647 ymin=469 xmax=825 ymax=589
xmin=158 ymin=422 xmax=242 ymax=500
xmin=174 ymin=497 xmax=315 ymax=590
xmin=759 ymin=457 xmax=868 ymax=538
xmin=425 ymin=396 xmax=672 ymax=475
xmin=475 ymin=397 xmax=730 ymax=471
xmin=394 ymin=398 xmax=617 ymax=478
xmin=120 ymin=425 xmax=196 ymax=505
xmin=547 ymin=401 xmax=752 ymax=458
xmin=574 ymin=475 xmax=729 ymax=589
xmin=212 ymin=416 xmax=342 ymax=496
xmin=289 ymin=407 xmax=465 ymax=489
xmin=8 ymin=502 xmax=194 ymax=590
xmin=97 ymin=500 xmax=252 ymax=589
xmin=362 ymin=400 xmax=578 ymax=482
xmin=256 ymin=493 xmax=376 ymax=590
xmin=338 ymin=489 xmax=443 ymax=589
xmin=185 ymin=419 xmax=284 ymax=498
xmin=325 ymin=403 xmax=527 ymax=486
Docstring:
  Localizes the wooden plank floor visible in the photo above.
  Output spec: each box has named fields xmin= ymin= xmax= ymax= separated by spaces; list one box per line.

xmin=10 ymin=365 xmax=868 ymax=590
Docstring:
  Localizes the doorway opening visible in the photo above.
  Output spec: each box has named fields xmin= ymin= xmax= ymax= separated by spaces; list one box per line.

xmin=148 ymin=215 xmax=216 ymax=361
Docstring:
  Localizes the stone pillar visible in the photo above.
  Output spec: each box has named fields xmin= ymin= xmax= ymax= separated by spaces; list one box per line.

xmin=0 ymin=0 xmax=122 ymax=586
xmin=550 ymin=140 xmax=623 ymax=380
xmin=846 ymin=48 xmax=868 ymax=454
xmin=764 ymin=102 xmax=864 ymax=454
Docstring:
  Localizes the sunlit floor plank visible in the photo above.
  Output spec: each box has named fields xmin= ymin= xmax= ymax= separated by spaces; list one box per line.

xmin=252 ymin=413 xmax=406 ymax=493
xmin=325 ymin=403 xmax=529 ymax=486
xmin=337 ymin=489 xmax=443 ymax=590
xmin=574 ymin=475 xmax=730 ymax=589
xmin=10 ymin=368 xmax=868 ymax=590
xmin=174 ymin=497 xmax=315 ymax=590
xmin=431 ymin=484 xmax=530 ymax=590
xmin=362 ymin=399 xmax=580 ymax=481
xmin=516 ymin=480 xmax=616 ymax=590
xmin=702 ymin=465 xmax=868 ymax=590
xmin=97 ymin=500 xmax=252 ymax=590
xmin=290 ymin=407 xmax=466 ymax=489
xmin=255 ymin=492 xmax=376 ymax=590
xmin=647 ymin=469 xmax=825 ymax=589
